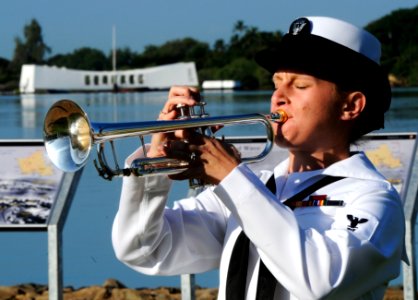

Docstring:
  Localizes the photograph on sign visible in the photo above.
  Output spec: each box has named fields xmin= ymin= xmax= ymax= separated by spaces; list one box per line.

xmin=0 ymin=141 xmax=64 ymax=228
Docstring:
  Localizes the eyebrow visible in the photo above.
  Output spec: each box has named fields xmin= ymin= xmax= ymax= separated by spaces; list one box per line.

xmin=273 ymin=73 xmax=318 ymax=82
xmin=272 ymin=73 xmax=283 ymax=82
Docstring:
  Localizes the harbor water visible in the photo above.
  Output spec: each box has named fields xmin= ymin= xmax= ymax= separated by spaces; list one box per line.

xmin=0 ymin=89 xmax=417 ymax=289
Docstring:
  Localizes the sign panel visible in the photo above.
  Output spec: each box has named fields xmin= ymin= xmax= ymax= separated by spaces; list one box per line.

xmin=352 ymin=133 xmax=417 ymax=202
xmin=230 ymin=133 xmax=417 ymax=203
xmin=0 ymin=140 xmax=65 ymax=229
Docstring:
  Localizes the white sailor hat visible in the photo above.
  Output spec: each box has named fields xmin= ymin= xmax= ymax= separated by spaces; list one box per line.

xmin=255 ymin=16 xmax=391 ymax=136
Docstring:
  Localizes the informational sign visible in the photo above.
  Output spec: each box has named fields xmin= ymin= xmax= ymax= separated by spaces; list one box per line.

xmin=0 ymin=140 xmax=65 ymax=229
xmin=230 ymin=133 xmax=417 ymax=203
xmin=353 ymin=133 xmax=417 ymax=202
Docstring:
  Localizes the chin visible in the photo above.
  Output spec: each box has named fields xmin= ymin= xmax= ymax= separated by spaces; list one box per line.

xmin=274 ymin=135 xmax=291 ymax=149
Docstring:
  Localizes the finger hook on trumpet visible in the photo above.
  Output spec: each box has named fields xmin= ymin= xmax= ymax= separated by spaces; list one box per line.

xmin=43 ymin=99 xmax=287 ymax=183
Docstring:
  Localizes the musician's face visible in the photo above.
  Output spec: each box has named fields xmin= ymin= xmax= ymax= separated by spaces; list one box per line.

xmin=270 ymin=71 xmax=348 ymax=152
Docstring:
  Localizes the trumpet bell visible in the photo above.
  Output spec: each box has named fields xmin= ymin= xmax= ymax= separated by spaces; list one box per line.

xmin=43 ymin=99 xmax=93 ymax=172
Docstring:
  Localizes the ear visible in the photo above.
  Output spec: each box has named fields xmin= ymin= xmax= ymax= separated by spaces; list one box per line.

xmin=340 ymin=91 xmax=366 ymax=121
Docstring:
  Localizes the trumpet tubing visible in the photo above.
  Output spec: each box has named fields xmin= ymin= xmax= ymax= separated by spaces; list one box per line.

xmin=43 ymin=99 xmax=287 ymax=181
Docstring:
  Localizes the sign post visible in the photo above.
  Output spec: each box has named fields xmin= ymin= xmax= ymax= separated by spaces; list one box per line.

xmin=0 ymin=140 xmax=82 ymax=300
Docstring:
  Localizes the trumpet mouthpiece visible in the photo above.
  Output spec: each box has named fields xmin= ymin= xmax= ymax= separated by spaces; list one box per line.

xmin=270 ymin=109 xmax=288 ymax=123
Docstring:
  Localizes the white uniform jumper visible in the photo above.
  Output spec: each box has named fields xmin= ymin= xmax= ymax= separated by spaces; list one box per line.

xmin=112 ymin=151 xmax=405 ymax=300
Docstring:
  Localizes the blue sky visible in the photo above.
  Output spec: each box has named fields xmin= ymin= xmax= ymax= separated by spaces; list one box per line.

xmin=1 ymin=0 xmax=416 ymax=60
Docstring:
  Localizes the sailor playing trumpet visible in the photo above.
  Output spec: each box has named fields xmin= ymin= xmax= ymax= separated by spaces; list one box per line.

xmin=112 ymin=16 xmax=406 ymax=300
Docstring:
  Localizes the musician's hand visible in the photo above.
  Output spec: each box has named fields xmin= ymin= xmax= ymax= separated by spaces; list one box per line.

xmin=165 ymin=133 xmax=242 ymax=185
xmin=148 ymin=86 xmax=201 ymax=158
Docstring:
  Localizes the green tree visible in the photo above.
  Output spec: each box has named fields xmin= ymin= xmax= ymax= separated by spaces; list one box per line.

xmin=0 ymin=57 xmax=10 ymax=84
xmin=219 ymin=58 xmax=260 ymax=89
xmin=139 ymin=38 xmax=210 ymax=69
xmin=203 ymin=39 xmax=228 ymax=71
xmin=199 ymin=22 xmax=282 ymax=88
xmin=230 ymin=20 xmax=248 ymax=44
xmin=366 ymin=5 xmax=418 ymax=85
xmin=11 ymin=19 xmax=51 ymax=73
xmin=392 ymin=45 xmax=418 ymax=85
xmin=113 ymin=47 xmax=137 ymax=70
xmin=48 ymin=47 xmax=109 ymax=70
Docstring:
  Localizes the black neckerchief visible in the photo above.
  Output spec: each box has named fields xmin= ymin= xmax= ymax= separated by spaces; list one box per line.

xmin=226 ymin=175 xmax=345 ymax=300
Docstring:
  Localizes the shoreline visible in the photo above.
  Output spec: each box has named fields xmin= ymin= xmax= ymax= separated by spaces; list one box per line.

xmin=0 ymin=279 xmax=406 ymax=300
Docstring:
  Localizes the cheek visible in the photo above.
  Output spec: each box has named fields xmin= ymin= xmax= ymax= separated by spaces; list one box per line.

xmin=274 ymin=109 xmax=318 ymax=146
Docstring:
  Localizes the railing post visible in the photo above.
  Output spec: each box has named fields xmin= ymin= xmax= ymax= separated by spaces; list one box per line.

xmin=402 ymin=141 xmax=418 ymax=300
xmin=48 ymin=224 xmax=63 ymax=300
xmin=181 ymin=274 xmax=196 ymax=300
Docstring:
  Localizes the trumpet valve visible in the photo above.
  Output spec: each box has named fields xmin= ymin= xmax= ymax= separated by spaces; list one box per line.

xmin=197 ymin=101 xmax=209 ymax=118
xmin=175 ymin=102 xmax=210 ymax=119
xmin=176 ymin=104 xmax=190 ymax=119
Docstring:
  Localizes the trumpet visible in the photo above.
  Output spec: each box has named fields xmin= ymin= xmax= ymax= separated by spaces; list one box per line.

xmin=43 ymin=99 xmax=287 ymax=181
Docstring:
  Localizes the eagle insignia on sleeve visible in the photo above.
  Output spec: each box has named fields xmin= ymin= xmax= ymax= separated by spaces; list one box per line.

xmin=347 ymin=214 xmax=368 ymax=231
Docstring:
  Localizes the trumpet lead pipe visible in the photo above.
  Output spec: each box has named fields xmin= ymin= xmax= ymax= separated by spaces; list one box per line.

xmin=91 ymin=113 xmax=275 ymax=142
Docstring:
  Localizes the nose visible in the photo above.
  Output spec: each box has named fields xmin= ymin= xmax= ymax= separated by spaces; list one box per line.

xmin=271 ymin=85 xmax=288 ymax=108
